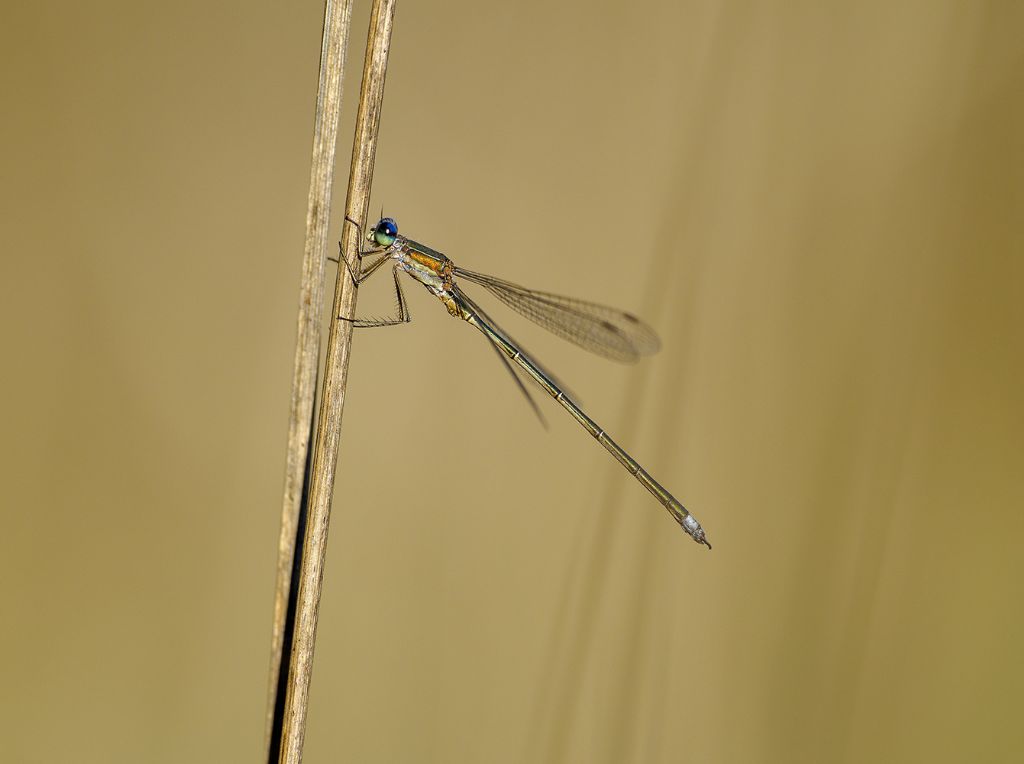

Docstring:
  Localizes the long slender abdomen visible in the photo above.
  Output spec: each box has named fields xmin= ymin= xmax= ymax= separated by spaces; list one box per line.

xmin=467 ymin=312 xmax=710 ymax=548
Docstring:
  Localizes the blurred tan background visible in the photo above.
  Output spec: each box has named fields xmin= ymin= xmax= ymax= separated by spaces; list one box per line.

xmin=2 ymin=1 xmax=1022 ymax=762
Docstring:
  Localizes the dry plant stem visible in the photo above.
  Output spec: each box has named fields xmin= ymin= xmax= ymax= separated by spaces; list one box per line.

xmin=265 ymin=0 xmax=354 ymax=756
xmin=277 ymin=0 xmax=398 ymax=761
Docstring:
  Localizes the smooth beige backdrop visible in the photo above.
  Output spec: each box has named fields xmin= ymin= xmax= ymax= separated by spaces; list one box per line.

xmin=2 ymin=2 xmax=1022 ymax=762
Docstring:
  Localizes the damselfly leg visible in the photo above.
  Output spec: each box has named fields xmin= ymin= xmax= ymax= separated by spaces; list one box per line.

xmin=333 ymin=217 xmax=412 ymax=328
xmin=338 ymin=266 xmax=411 ymax=328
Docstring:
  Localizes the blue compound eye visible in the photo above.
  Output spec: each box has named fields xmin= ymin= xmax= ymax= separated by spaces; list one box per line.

xmin=374 ymin=217 xmax=398 ymax=246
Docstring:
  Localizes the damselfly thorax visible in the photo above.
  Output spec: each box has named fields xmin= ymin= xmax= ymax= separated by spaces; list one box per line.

xmin=384 ymin=236 xmax=467 ymax=319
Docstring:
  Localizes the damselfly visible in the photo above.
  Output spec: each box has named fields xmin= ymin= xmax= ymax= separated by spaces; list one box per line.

xmin=339 ymin=216 xmax=710 ymax=549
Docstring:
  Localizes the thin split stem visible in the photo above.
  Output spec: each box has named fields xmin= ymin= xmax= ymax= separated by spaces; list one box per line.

xmin=276 ymin=0 xmax=398 ymax=761
xmin=265 ymin=0 xmax=354 ymax=758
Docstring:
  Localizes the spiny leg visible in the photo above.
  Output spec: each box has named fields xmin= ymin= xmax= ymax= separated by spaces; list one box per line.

xmin=329 ymin=240 xmax=390 ymax=284
xmin=351 ymin=249 xmax=393 ymax=285
xmin=332 ymin=216 xmax=409 ymax=327
xmin=344 ymin=214 xmax=366 ymax=245
xmin=338 ymin=265 xmax=412 ymax=328
xmin=327 ymin=216 xmax=390 ymax=282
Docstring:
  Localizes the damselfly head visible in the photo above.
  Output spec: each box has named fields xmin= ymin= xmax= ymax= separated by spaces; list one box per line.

xmin=372 ymin=217 xmax=398 ymax=247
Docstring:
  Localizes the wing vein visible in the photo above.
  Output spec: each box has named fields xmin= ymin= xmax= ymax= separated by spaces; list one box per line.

xmin=454 ymin=267 xmax=660 ymax=363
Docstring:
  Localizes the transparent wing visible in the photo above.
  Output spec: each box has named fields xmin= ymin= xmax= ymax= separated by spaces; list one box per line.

xmin=454 ymin=267 xmax=661 ymax=363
